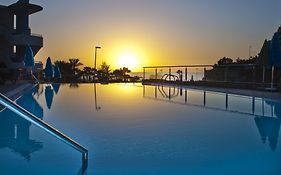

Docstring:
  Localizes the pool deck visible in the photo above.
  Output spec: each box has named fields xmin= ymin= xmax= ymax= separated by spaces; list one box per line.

xmin=0 ymin=81 xmax=35 ymax=100
xmin=143 ymin=82 xmax=281 ymax=101
xmin=1 ymin=81 xmax=280 ymax=101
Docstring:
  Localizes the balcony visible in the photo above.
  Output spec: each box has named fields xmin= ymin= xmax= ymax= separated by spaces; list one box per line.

xmin=8 ymin=33 xmax=43 ymax=47
xmin=8 ymin=2 xmax=43 ymax=15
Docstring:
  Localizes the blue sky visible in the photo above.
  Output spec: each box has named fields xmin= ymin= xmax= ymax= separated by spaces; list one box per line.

xmin=2 ymin=0 xmax=281 ymax=69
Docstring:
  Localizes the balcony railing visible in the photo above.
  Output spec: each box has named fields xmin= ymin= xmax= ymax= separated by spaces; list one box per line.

xmin=12 ymin=27 xmax=42 ymax=38
xmin=30 ymin=33 xmax=43 ymax=38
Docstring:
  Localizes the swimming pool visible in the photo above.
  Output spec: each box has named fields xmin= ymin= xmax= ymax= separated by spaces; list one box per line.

xmin=0 ymin=83 xmax=280 ymax=175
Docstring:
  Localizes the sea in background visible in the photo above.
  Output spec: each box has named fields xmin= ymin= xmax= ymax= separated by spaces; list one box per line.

xmin=131 ymin=72 xmax=205 ymax=81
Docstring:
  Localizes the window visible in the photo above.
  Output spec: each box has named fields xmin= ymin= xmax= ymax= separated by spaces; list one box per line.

xmin=14 ymin=15 xmax=16 ymax=29
xmin=13 ymin=45 xmax=16 ymax=54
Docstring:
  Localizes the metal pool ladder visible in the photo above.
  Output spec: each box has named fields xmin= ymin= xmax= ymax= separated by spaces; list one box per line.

xmin=0 ymin=93 xmax=88 ymax=168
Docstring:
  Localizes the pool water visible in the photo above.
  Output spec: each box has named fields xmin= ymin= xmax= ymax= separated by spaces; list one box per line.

xmin=0 ymin=83 xmax=280 ymax=175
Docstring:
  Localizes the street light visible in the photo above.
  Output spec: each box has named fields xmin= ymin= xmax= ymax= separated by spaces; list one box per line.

xmin=94 ymin=46 xmax=101 ymax=69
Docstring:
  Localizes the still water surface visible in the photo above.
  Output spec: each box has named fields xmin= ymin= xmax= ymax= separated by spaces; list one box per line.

xmin=0 ymin=83 xmax=280 ymax=175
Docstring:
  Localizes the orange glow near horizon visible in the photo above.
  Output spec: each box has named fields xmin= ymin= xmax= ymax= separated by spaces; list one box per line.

xmin=117 ymin=52 xmax=138 ymax=70
xmin=103 ymin=44 xmax=150 ymax=72
xmin=31 ymin=0 xmax=281 ymax=73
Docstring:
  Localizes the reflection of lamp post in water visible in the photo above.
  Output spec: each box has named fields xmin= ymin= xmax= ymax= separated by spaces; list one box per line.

xmin=94 ymin=84 xmax=101 ymax=111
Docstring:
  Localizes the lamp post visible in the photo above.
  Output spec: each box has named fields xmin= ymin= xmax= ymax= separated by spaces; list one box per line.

xmin=94 ymin=46 xmax=101 ymax=69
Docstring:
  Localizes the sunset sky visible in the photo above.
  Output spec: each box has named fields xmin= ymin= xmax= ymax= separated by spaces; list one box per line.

xmin=3 ymin=0 xmax=281 ymax=71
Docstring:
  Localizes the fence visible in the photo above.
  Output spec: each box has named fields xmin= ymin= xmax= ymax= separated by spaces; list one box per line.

xmin=143 ymin=64 xmax=280 ymax=88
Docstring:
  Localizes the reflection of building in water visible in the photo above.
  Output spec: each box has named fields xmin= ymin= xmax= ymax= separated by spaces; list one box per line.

xmin=255 ymin=100 xmax=281 ymax=151
xmin=255 ymin=117 xmax=281 ymax=151
xmin=265 ymin=100 xmax=281 ymax=118
xmin=0 ymin=93 xmax=43 ymax=160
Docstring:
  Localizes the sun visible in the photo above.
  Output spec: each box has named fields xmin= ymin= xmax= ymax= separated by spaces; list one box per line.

xmin=117 ymin=52 xmax=138 ymax=70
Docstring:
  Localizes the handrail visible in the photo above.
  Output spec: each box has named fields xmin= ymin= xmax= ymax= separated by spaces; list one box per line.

xmin=143 ymin=64 xmax=255 ymax=69
xmin=0 ymin=93 xmax=88 ymax=168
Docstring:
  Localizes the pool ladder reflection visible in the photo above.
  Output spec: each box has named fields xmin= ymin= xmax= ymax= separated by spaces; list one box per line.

xmin=0 ymin=93 xmax=88 ymax=169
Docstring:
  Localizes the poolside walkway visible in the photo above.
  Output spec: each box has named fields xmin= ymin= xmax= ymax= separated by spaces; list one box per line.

xmin=0 ymin=81 xmax=35 ymax=100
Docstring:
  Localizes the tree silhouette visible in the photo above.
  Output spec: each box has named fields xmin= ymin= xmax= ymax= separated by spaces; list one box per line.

xmin=54 ymin=59 xmax=83 ymax=82
xmin=113 ymin=69 xmax=123 ymax=80
xmin=54 ymin=60 xmax=70 ymax=74
xmin=176 ymin=70 xmax=183 ymax=81
xmin=217 ymin=57 xmax=233 ymax=65
xmin=83 ymin=66 xmax=94 ymax=81
xmin=112 ymin=67 xmax=131 ymax=81
xmin=52 ymin=59 xmax=138 ymax=83
xmin=99 ymin=62 xmax=110 ymax=74
xmin=69 ymin=58 xmax=83 ymax=75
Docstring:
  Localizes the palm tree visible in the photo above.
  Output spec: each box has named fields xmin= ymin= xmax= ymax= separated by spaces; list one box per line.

xmin=54 ymin=59 xmax=83 ymax=82
xmin=69 ymin=58 xmax=83 ymax=75
xmin=97 ymin=62 xmax=110 ymax=82
xmin=112 ymin=67 xmax=131 ymax=81
xmin=83 ymin=66 xmax=93 ymax=81
xmin=121 ymin=67 xmax=131 ymax=75
xmin=99 ymin=62 xmax=110 ymax=74
xmin=113 ymin=69 xmax=123 ymax=80
xmin=176 ymin=70 xmax=183 ymax=81
xmin=121 ymin=67 xmax=131 ymax=81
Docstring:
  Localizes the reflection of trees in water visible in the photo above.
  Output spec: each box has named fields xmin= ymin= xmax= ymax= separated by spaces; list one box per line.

xmin=0 ymin=93 xmax=44 ymax=160
xmin=69 ymin=83 xmax=79 ymax=88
